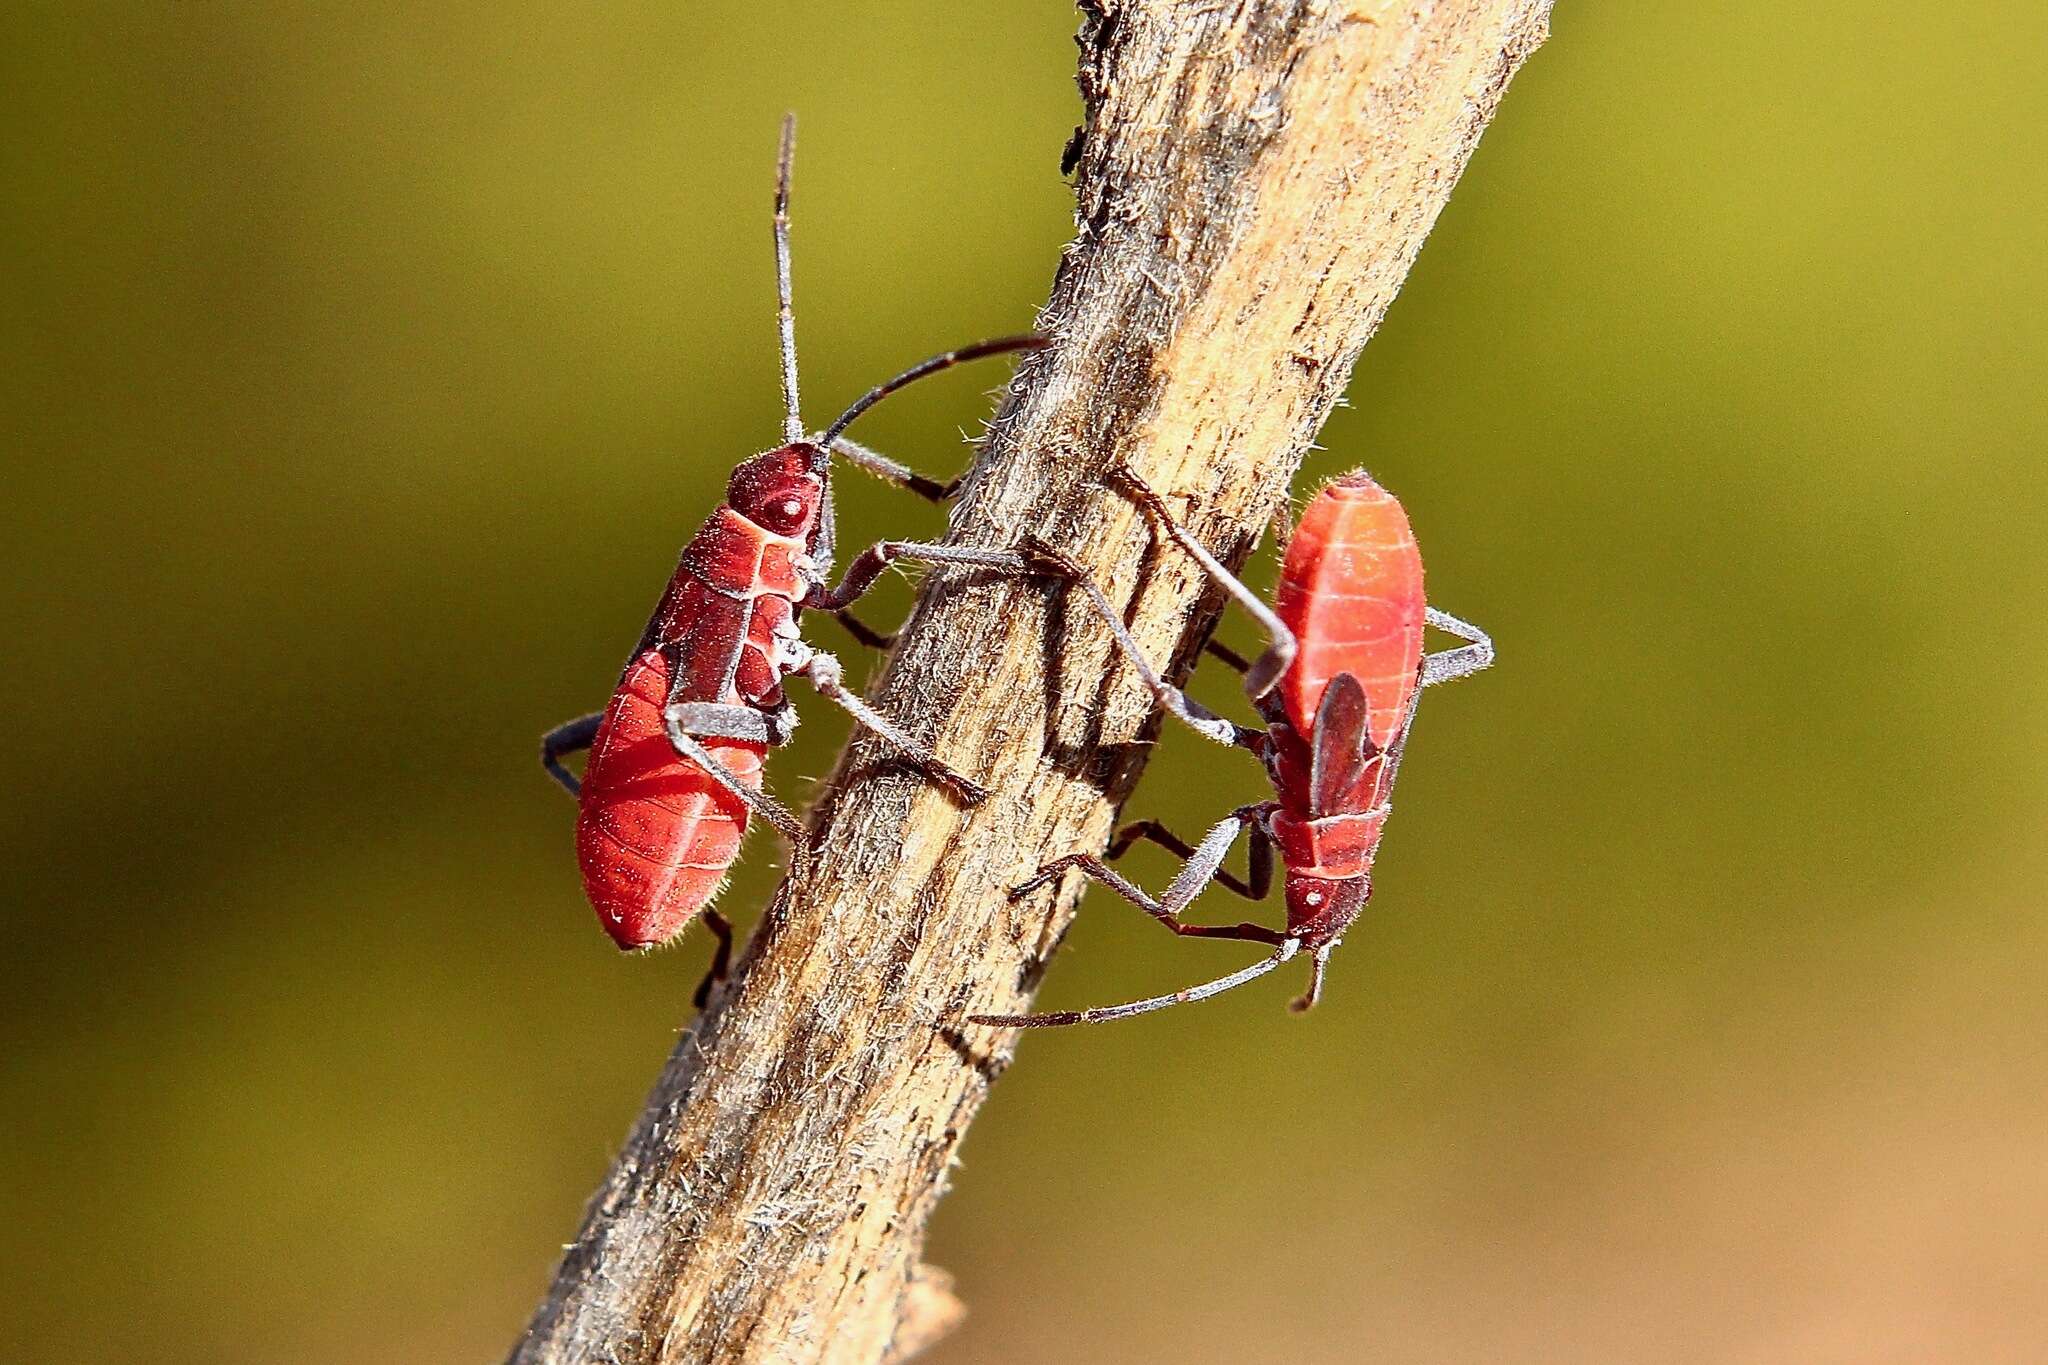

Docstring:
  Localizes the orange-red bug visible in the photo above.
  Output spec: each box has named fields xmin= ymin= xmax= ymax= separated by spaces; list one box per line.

xmin=541 ymin=116 xmax=1048 ymax=960
xmin=975 ymin=466 xmax=1493 ymax=1027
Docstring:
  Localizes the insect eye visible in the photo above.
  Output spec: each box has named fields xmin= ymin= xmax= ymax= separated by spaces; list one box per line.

xmin=1304 ymin=890 xmax=1323 ymax=906
xmin=781 ymin=499 xmax=803 ymax=519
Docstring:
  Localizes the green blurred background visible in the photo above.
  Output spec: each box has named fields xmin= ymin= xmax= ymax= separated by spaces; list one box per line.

xmin=6 ymin=3 xmax=2044 ymax=1361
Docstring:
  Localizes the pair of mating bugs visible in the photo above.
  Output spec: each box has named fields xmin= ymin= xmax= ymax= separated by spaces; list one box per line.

xmin=539 ymin=119 xmax=1493 ymax=1028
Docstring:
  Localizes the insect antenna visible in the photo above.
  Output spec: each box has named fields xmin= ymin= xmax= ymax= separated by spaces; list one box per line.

xmin=817 ymin=334 xmax=1048 ymax=449
xmin=971 ymin=940 xmax=1299 ymax=1029
xmin=774 ymin=112 xmax=802 ymax=444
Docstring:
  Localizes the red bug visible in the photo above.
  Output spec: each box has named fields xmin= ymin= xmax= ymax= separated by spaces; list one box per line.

xmin=542 ymin=116 xmax=1049 ymax=961
xmin=973 ymin=466 xmax=1493 ymax=1027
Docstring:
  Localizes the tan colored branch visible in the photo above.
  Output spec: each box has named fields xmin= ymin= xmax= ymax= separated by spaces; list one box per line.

xmin=508 ymin=2 xmax=1552 ymax=1361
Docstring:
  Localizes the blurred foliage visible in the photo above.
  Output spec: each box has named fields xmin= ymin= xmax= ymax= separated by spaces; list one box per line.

xmin=4 ymin=3 xmax=2045 ymax=1361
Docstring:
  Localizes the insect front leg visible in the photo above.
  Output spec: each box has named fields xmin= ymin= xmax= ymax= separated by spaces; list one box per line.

xmin=1012 ymin=812 xmax=1287 ymax=946
xmin=540 ymin=712 xmax=603 ymax=797
xmin=1421 ymin=607 xmax=1496 ymax=686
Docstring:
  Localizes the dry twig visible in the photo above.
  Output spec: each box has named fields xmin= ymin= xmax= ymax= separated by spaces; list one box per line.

xmin=509 ymin=3 xmax=1553 ymax=1360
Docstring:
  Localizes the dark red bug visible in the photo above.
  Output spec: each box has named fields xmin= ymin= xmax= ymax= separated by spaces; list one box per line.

xmin=542 ymin=116 xmax=1049 ymax=959
xmin=974 ymin=466 xmax=1494 ymax=1027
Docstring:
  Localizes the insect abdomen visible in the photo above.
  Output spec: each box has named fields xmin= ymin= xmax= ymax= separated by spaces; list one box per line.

xmin=1273 ymin=471 xmax=1427 ymax=748
xmin=575 ymin=648 xmax=762 ymax=950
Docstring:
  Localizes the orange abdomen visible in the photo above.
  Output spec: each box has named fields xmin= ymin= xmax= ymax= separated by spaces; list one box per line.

xmin=575 ymin=649 xmax=763 ymax=950
xmin=1273 ymin=472 xmax=1427 ymax=749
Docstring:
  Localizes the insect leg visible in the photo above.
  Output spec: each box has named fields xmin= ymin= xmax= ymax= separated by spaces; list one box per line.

xmin=661 ymin=706 xmax=810 ymax=850
xmin=799 ymin=543 xmax=1071 ymax=802
xmin=666 ymin=700 xmax=798 ymax=747
xmin=808 ymin=537 xmax=1260 ymax=751
xmin=796 ymin=651 xmax=989 ymax=804
xmin=1288 ymin=943 xmax=1335 ymax=1014
xmin=692 ymin=908 xmax=736 ymax=1010
xmin=972 ymin=940 xmax=1301 ymax=1029
xmin=1013 ymin=814 xmax=1286 ymax=943
xmin=1422 ymin=607 xmax=1495 ymax=686
xmin=804 ymin=539 xmax=1049 ymax=613
xmin=829 ymin=609 xmax=896 ymax=651
xmin=540 ymin=712 xmax=603 ymax=797
xmin=1107 ymin=812 xmax=1275 ymax=901
xmin=1111 ymin=464 xmax=1299 ymax=703
xmin=1201 ymin=638 xmax=1254 ymax=674
xmin=1026 ymin=539 xmax=1255 ymax=750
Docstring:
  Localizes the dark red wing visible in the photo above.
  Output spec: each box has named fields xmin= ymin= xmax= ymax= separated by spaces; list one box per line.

xmin=1308 ymin=672 xmax=1380 ymax=817
xmin=651 ymin=576 xmax=754 ymax=706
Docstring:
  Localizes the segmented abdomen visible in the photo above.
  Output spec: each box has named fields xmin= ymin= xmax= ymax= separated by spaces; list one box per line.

xmin=1273 ymin=471 xmax=1427 ymax=750
xmin=576 ymin=648 xmax=762 ymax=950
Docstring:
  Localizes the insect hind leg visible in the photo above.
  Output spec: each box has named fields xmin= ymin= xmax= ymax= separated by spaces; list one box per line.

xmin=1107 ymin=814 xmax=1275 ymax=902
xmin=692 ymin=908 xmax=736 ymax=1010
xmin=666 ymin=700 xmax=798 ymax=747
xmin=541 ymin=712 xmax=603 ymax=797
xmin=1288 ymin=943 xmax=1335 ymax=1014
xmin=972 ymin=941 xmax=1300 ymax=1029
xmin=1014 ymin=813 xmax=1284 ymax=944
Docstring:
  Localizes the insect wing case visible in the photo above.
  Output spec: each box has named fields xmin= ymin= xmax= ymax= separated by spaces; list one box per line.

xmin=1273 ymin=472 xmax=1426 ymax=751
